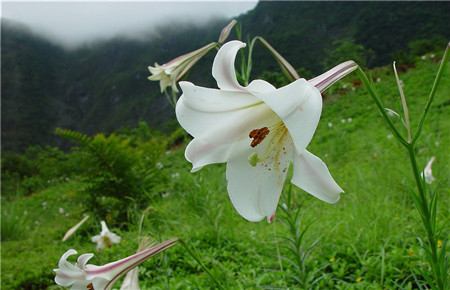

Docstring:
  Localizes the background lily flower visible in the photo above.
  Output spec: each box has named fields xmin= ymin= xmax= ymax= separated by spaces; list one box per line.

xmin=148 ymin=42 xmax=217 ymax=93
xmin=54 ymin=238 xmax=179 ymax=290
xmin=176 ymin=40 xmax=357 ymax=222
xmin=148 ymin=19 xmax=237 ymax=93
xmin=422 ymin=156 xmax=436 ymax=184
xmin=91 ymin=221 xmax=121 ymax=250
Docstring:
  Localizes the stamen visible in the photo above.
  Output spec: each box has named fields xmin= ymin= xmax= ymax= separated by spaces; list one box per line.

xmin=249 ymin=127 xmax=270 ymax=147
xmin=103 ymin=236 xmax=112 ymax=248
xmin=247 ymin=123 xmax=288 ymax=167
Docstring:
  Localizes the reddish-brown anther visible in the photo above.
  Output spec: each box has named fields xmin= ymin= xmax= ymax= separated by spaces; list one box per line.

xmin=249 ymin=127 xmax=270 ymax=147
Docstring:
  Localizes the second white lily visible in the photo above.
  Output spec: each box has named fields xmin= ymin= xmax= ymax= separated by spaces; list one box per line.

xmin=54 ymin=238 xmax=179 ymax=290
xmin=176 ymin=40 xmax=357 ymax=222
xmin=91 ymin=221 xmax=121 ymax=251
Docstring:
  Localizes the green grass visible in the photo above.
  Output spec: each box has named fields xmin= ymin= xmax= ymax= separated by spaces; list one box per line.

xmin=1 ymin=58 xmax=449 ymax=289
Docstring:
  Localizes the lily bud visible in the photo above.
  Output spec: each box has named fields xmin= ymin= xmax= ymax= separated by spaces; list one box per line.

xmin=218 ymin=19 xmax=237 ymax=44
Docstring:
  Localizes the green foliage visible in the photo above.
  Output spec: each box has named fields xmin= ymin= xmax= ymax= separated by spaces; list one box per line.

xmin=323 ymin=39 xmax=375 ymax=70
xmin=1 ymin=202 xmax=29 ymax=241
xmin=408 ymin=36 xmax=448 ymax=58
xmin=55 ymin=123 xmax=168 ymax=225
xmin=1 ymin=41 xmax=449 ymax=290
xmin=1 ymin=146 xmax=79 ymax=201
xmin=276 ymin=185 xmax=329 ymax=288
xmin=1 ymin=182 xmax=89 ymax=289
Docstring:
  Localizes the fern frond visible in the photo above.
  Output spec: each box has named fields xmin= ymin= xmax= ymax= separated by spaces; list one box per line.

xmin=55 ymin=128 xmax=92 ymax=147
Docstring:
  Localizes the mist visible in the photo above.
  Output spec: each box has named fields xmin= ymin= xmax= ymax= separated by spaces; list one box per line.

xmin=1 ymin=1 xmax=258 ymax=49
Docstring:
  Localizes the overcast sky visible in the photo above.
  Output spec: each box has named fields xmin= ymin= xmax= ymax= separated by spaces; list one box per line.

xmin=1 ymin=0 xmax=258 ymax=48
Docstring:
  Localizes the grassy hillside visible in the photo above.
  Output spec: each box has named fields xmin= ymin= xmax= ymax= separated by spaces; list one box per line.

xmin=1 ymin=56 xmax=448 ymax=289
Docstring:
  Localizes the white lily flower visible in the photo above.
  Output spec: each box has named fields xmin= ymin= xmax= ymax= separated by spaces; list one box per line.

xmin=91 ymin=221 xmax=121 ymax=251
xmin=176 ymin=40 xmax=357 ymax=222
xmin=54 ymin=238 xmax=179 ymax=290
xmin=148 ymin=42 xmax=217 ymax=93
xmin=422 ymin=156 xmax=436 ymax=184
xmin=148 ymin=20 xmax=237 ymax=93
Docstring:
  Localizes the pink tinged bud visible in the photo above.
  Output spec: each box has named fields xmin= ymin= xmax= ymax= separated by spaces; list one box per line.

xmin=309 ymin=61 xmax=358 ymax=93
xmin=218 ymin=19 xmax=237 ymax=43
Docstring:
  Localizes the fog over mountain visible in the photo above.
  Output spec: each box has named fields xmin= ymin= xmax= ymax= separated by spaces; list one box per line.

xmin=1 ymin=1 xmax=258 ymax=49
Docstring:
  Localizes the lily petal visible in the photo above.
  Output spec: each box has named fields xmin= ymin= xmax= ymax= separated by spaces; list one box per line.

xmin=177 ymin=82 xmax=276 ymax=145
xmin=246 ymin=79 xmax=277 ymax=94
xmin=54 ymin=250 xmax=92 ymax=287
xmin=212 ymin=40 xmax=246 ymax=92
xmin=309 ymin=60 xmax=358 ymax=92
xmin=254 ymin=78 xmax=322 ymax=153
xmin=226 ymin=136 xmax=294 ymax=222
xmin=77 ymin=253 xmax=95 ymax=268
xmin=291 ymin=150 xmax=343 ymax=203
xmin=185 ymin=138 xmax=233 ymax=172
xmin=178 ymin=81 xmax=261 ymax=112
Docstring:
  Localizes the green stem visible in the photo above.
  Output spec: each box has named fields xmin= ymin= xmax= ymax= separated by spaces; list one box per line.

xmin=179 ymin=239 xmax=225 ymax=289
xmin=407 ymin=145 xmax=429 ymax=220
xmin=407 ymin=145 xmax=442 ymax=289
xmin=355 ymin=67 xmax=409 ymax=147
xmin=164 ymin=89 xmax=175 ymax=108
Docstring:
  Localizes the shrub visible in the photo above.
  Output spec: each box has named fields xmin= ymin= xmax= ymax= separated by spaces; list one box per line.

xmin=55 ymin=123 xmax=168 ymax=225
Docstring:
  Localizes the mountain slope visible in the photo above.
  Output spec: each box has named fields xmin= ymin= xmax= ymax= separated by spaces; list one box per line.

xmin=1 ymin=2 xmax=449 ymax=152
